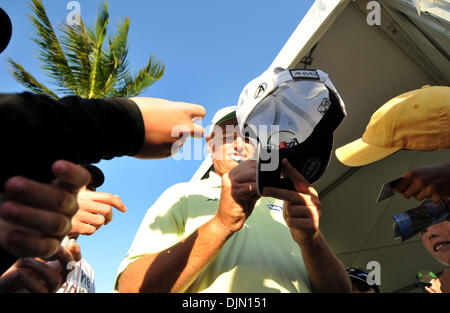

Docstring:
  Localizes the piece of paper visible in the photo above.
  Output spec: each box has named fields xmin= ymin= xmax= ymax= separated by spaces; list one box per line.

xmin=376 ymin=177 xmax=402 ymax=203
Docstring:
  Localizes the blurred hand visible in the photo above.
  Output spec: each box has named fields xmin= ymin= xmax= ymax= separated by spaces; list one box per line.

xmin=69 ymin=187 xmax=127 ymax=237
xmin=0 ymin=241 xmax=80 ymax=293
xmin=130 ymin=97 xmax=206 ymax=159
xmin=393 ymin=161 xmax=450 ymax=201
xmin=262 ymin=159 xmax=321 ymax=246
xmin=439 ymin=268 xmax=450 ymax=293
xmin=214 ymin=160 xmax=260 ymax=234
xmin=424 ymin=278 xmax=442 ymax=293
xmin=0 ymin=160 xmax=90 ymax=259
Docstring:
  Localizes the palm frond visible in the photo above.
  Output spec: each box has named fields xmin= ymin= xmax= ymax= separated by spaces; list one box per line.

xmin=8 ymin=58 xmax=59 ymax=100
xmin=95 ymin=17 xmax=130 ymax=97
xmin=59 ymin=19 xmax=93 ymax=98
xmin=115 ymin=55 xmax=165 ymax=98
xmin=87 ymin=1 xmax=110 ymax=98
xmin=8 ymin=0 xmax=164 ymax=100
xmin=110 ymin=17 xmax=130 ymax=78
xmin=29 ymin=0 xmax=79 ymax=94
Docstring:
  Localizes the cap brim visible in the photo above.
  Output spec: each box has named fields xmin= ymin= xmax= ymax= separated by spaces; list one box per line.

xmin=335 ymin=138 xmax=401 ymax=167
xmin=215 ymin=111 xmax=236 ymax=126
xmin=0 ymin=8 xmax=12 ymax=53
xmin=348 ymin=275 xmax=380 ymax=292
xmin=207 ymin=111 xmax=237 ymax=137
xmin=348 ymin=274 xmax=368 ymax=284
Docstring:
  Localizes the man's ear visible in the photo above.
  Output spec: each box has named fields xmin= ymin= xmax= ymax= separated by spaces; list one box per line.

xmin=206 ymin=136 xmax=214 ymax=153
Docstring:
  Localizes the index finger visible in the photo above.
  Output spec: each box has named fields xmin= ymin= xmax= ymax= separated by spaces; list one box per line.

xmin=392 ymin=174 xmax=413 ymax=195
xmin=85 ymin=192 xmax=127 ymax=213
xmin=186 ymin=103 xmax=206 ymax=119
xmin=54 ymin=245 xmax=76 ymax=268
xmin=63 ymin=239 xmax=81 ymax=262
xmin=281 ymin=159 xmax=316 ymax=196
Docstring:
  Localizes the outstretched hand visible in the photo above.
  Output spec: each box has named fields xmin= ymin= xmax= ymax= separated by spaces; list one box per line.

xmin=0 ymin=160 xmax=90 ymax=259
xmin=69 ymin=188 xmax=127 ymax=237
xmin=393 ymin=161 xmax=450 ymax=201
xmin=0 ymin=240 xmax=81 ymax=293
xmin=130 ymin=97 xmax=206 ymax=159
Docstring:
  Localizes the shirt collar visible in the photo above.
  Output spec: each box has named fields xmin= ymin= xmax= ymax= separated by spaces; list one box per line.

xmin=203 ymin=171 xmax=222 ymax=188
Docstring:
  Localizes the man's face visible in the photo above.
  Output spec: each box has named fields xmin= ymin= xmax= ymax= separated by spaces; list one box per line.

xmin=420 ymin=221 xmax=450 ymax=266
xmin=207 ymin=118 xmax=256 ymax=176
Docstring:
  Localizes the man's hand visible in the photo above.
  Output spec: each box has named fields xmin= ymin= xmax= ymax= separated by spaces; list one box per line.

xmin=130 ymin=97 xmax=206 ymax=159
xmin=439 ymin=268 xmax=450 ymax=293
xmin=262 ymin=159 xmax=321 ymax=245
xmin=69 ymin=188 xmax=127 ymax=237
xmin=261 ymin=159 xmax=351 ymax=293
xmin=0 ymin=160 xmax=91 ymax=259
xmin=0 ymin=241 xmax=80 ymax=293
xmin=214 ymin=160 xmax=260 ymax=234
xmin=393 ymin=161 xmax=450 ymax=201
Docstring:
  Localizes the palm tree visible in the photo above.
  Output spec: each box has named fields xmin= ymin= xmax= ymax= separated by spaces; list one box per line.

xmin=8 ymin=0 xmax=164 ymax=100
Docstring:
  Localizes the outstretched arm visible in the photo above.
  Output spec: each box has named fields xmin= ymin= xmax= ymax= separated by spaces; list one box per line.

xmin=393 ymin=161 xmax=450 ymax=201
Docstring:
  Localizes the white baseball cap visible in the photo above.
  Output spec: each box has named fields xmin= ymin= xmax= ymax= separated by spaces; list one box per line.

xmin=236 ymin=67 xmax=347 ymax=190
xmin=237 ymin=67 xmax=346 ymax=142
xmin=207 ymin=106 xmax=237 ymax=137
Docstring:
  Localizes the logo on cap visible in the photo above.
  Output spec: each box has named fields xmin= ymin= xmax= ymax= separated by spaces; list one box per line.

xmin=301 ymin=157 xmax=322 ymax=180
xmin=290 ymin=69 xmax=320 ymax=80
xmin=318 ymin=98 xmax=331 ymax=115
xmin=254 ymin=82 xmax=267 ymax=99
xmin=267 ymin=131 xmax=300 ymax=150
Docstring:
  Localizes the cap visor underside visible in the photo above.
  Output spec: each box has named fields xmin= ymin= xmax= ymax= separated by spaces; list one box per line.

xmin=335 ymin=138 xmax=401 ymax=167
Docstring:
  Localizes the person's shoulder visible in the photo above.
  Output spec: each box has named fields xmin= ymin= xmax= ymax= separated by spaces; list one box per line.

xmin=163 ymin=179 xmax=211 ymax=197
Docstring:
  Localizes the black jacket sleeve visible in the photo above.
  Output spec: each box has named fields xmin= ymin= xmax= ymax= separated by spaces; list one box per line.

xmin=0 ymin=92 xmax=145 ymax=190
xmin=0 ymin=92 xmax=145 ymax=274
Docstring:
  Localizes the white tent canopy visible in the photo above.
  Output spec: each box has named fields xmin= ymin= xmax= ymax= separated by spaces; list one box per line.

xmin=191 ymin=0 xmax=450 ymax=292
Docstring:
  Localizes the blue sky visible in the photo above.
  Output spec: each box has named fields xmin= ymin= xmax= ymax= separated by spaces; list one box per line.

xmin=0 ymin=0 xmax=314 ymax=292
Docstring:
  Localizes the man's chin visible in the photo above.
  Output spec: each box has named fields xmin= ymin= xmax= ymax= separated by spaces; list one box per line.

xmin=214 ymin=160 xmax=239 ymax=175
xmin=438 ymin=258 xmax=450 ymax=266
xmin=434 ymin=252 xmax=450 ymax=266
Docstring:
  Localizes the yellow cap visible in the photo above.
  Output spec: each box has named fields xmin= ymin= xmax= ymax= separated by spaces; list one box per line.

xmin=335 ymin=86 xmax=450 ymax=167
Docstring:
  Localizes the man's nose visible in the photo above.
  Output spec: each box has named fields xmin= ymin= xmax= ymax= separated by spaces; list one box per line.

xmin=234 ymin=136 xmax=245 ymax=152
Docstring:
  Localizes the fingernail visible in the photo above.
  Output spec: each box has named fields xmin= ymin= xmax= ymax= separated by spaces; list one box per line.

xmin=7 ymin=177 xmax=26 ymax=192
xmin=0 ymin=201 xmax=16 ymax=218
xmin=58 ymin=162 xmax=68 ymax=174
